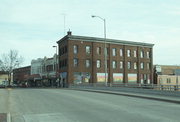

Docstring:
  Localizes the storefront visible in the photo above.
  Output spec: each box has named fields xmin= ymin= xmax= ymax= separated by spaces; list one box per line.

xmin=113 ymin=73 xmax=123 ymax=82
xmin=73 ymin=72 xmax=90 ymax=84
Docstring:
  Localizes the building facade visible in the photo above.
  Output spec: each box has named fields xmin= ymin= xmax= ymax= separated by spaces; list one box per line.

xmin=57 ymin=32 xmax=154 ymax=86
xmin=154 ymin=65 xmax=180 ymax=91
xmin=13 ymin=66 xmax=31 ymax=85
xmin=0 ymin=71 xmax=8 ymax=86
xmin=30 ymin=55 xmax=58 ymax=86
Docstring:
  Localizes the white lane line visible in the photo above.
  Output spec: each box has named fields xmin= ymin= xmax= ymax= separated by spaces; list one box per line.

xmin=7 ymin=112 xmax=11 ymax=122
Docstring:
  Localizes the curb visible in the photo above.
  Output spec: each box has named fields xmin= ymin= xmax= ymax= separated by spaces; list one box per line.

xmin=70 ymin=88 xmax=180 ymax=104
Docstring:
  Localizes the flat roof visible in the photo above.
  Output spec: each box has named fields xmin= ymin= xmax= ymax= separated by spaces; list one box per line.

xmin=57 ymin=34 xmax=154 ymax=48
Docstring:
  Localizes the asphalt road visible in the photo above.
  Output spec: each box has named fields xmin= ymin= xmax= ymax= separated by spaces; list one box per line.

xmin=0 ymin=88 xmax=180 ymax=122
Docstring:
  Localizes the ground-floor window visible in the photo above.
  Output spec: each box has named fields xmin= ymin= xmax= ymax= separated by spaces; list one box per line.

xmin=128 ymin=73 xmax=137 ymax=83
xmin=97 ymin=73 xmax=108 ymax=82
xmin=73 ymin=72 xmax=90 ymax=84
xmin=113 ymin=73 xmax=123 ymax=82
xmin=140 ymin=74 xmax=151 ymax=84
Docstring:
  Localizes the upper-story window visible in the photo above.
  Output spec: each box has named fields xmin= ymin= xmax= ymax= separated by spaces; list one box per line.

xmin=73 ymin=58 xmax=78 ymax=67
xmin=112 ymin=48 xmax=116 ymax=56
xmin=97 ymin=47 xmax=101 ymax=55
xmin=120 ymin=61 xmax=123 ymax=69
xmin=147 ymin=63 xmax=150 ymax=69
xmin=140 ymin=62 xmax=144 ymax=69
xmin=97 ymin=60 xmax=101 ymax=68
xmin=128 ymin=61 xmax=131 ymax=69
xmin=105 ymin=47 xmax=109 ymax=55
xmin=134 ymin=62 xmax=137 ymax=69
xmin=140 ymin=50 xmax=144 ymax=58
xmin=112 ymin=61 xmax=117 ymax=69
xmin=147 ymin=51 xmax=150 ymax=58
xmin=120 ymin=49 xmax=123 ymax=56
xmin=134 ymin=50 xmax=137 ymax=57
xmin=85 ymin=59 xmax=90 ymax=68
xmin=86 ymin=46 xmax=91 ymax=55
xmin=73 ymin=45 xmax=78 ymax=54
xmin=65 ymin=46 xmax=67 ymax=53
xmin=127 ymin=49 xmax=131 ymax=57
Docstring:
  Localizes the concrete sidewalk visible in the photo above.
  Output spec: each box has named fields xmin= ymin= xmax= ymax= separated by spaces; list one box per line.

xmin=70 ymin=88 xmax=180 ymax=104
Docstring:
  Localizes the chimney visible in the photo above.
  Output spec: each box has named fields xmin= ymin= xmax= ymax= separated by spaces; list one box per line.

xmin=67 ymin=30 xmax=72 ymax=35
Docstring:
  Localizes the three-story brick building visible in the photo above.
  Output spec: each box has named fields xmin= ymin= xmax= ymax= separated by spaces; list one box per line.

xmin=57 ymin=31 xmax=154 ymax=86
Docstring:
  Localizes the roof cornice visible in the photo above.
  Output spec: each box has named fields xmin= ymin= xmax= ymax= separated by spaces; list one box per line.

xmin=57 ymin=35 xmax=154 ymax=47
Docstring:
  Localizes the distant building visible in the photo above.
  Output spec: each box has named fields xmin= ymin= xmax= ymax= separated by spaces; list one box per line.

xmin=154 ymin=65 xmax=180 ymax=91
xmin=30 ymin=54 xmax=58 ymax=87
xmin=13 ymin=66 xmax=31 ymax=85
xmin=0 ymin=71 xmax=8 ymax=86
xmin=57 ymin=31 xmax=154 ymax=86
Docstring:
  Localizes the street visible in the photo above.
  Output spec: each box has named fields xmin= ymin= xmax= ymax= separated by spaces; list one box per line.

xmin=0 ymin=88 xmax=180 ymax=122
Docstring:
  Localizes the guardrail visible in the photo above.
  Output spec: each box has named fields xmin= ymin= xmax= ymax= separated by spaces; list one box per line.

xmin=69 ymin=83 xmax=180 ymax=91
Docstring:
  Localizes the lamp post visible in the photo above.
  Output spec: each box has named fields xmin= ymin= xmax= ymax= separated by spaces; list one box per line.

xmin=53 ymin=45 xmax=58 ymax=87
xmin=91 ymin=15 xmax=107 ymax=86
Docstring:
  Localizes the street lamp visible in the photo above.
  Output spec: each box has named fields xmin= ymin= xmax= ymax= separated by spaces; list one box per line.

xmin=91 ymin=15 xmax=107 ymax=86
xmin=53 ymin=45 xmax=58 ymax=87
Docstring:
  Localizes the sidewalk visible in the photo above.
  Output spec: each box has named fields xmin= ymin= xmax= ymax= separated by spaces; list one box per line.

xmin=70 ymin=87 xmax=180 ymax=104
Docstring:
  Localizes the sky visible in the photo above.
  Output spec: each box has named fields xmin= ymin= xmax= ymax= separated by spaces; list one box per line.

xmin=0 ymin=0 xmax=180 ymax=66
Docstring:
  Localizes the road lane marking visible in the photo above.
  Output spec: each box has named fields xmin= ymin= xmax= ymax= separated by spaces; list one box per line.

xmin=7 ymin=113 xmax=11 ymax=122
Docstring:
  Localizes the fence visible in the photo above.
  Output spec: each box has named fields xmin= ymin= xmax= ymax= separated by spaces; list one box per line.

xmin=69 ymin=82 xmax=180 ymax=91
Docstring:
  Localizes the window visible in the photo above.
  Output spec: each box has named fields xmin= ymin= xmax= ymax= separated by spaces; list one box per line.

xmin=105 ymin=47 xmax=109 ymax=55
xmin=85 ymin=59 xmax=90 ymax=68
xmin=167 ymin=78 xmax=171 ymax=83
xmin=140 ymin=62 xmax=144 ymax=69
xmin=97 ymin=60 xmax=101 ymax=68
xmin=112 ymin=48 xmax=116 ymax=56
xmin=64 ymin=59 xmax=67 ymax=67
xmin=128 ymin=62 xmax=131 ymax=69
xmin=120 ymin=49 xmax=123 ymax=56
xmin=86 ymin=46 xmax=91 ymax=54
xmin=127 ymin=50 xmax=131 ymax=57
xmin=134 ymin=62 xmax=137 ymax=69
xmin=134 ymin=50 xmax=137 ymax=57
xmin=65 ymin=46 xmax=67 ymax=53
xmin=140 ymin=50 xmax=144 ymax=58
xmin=147 ymin=51 xmax=150 ymax=58
xmin=106 ymin=60 xmax=109 ymax=68
xmin=147 ymin=63 xmax=150 ymax=69
xmin=73 ymin=45 xmax=78 ymax=54
xmin=97 ymin=47 xmax=101 ymax=55
xmin=73 ymin=58 xmax=78 ymax=67
xmin=112 ymin=61 xmax=117 ymax=69
xmin=120 ymin=61 xmax=123 ymax=69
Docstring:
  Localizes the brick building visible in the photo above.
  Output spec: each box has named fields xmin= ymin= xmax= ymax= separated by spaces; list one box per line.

xmin=13 ymin=66 xmax=31 ymax=85
xmin=57 ymin=31 xmax=154 ymax=86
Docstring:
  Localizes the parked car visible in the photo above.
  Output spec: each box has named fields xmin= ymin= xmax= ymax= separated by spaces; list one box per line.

xmin=0 ymin=84 xmax=5 ymax=88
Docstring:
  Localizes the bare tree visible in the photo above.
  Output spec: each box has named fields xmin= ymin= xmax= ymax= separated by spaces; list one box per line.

xmin=0 ymin=50 xmax=24 ymax=85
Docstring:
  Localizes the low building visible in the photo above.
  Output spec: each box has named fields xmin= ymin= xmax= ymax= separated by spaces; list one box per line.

xmin=13 ymin=66 xmax=31 ymax=85
xmin=30 ymin=54 xmax=58 ymax=87
xmin=154 ymin=65 xmax=180 ymax=91
xmin=0 ymin=71 xmax=8 ymax=86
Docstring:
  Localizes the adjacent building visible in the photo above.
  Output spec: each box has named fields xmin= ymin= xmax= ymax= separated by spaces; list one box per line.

xmin=13 ymin=66 xmax=31 ymax=85
xmin=57 ymin=31 xmax=154 ymax=86
xmin=30 ymin=55 xmax=58 ymax=86
xmin=154 ymin=65 xmax=180 ymax=91
xmin=0 ymin=71 xmax=8 ymax=86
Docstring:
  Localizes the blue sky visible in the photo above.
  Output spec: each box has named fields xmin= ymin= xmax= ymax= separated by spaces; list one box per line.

xmin=0 ymin=0 xmax=180 ymax=66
